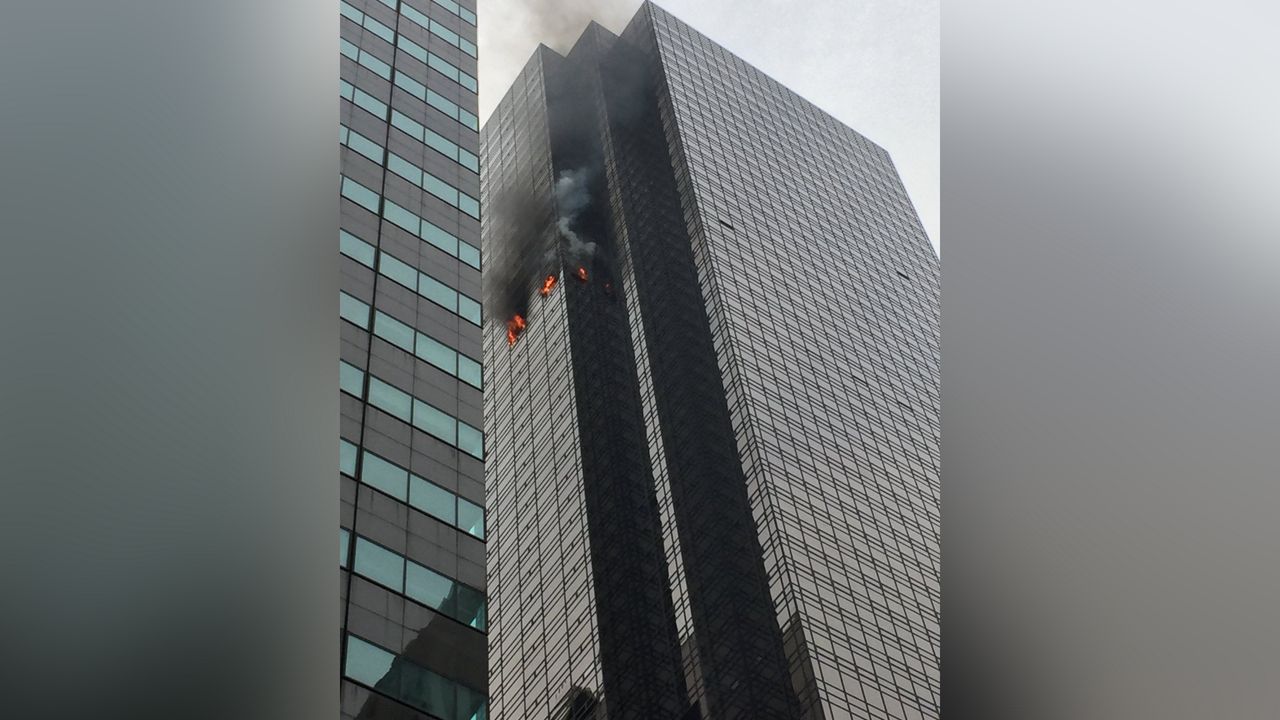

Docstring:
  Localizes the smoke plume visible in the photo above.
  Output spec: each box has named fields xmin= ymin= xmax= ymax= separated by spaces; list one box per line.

xmin=554 ymin=167 xmax=597 ymax=261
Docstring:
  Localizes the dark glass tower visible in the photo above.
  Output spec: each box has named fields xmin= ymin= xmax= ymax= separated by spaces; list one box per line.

xmin=481 ymin=4 xmax=939 ymax=720
xmin=338 ymin=1 xmax=488 ymax=719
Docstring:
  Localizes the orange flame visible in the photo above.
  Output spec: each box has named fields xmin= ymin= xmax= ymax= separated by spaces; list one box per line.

xmin=576 ymin=267 xmax=589 ymax=283
xmin=540 ymin=275 xmax=558 ymax=296
xmin=506 ymin=314 xmax=527 ymax=347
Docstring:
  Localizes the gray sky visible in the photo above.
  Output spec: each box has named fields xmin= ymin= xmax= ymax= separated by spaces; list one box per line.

xmin=477 ymin=0 xmax=940 ymax=249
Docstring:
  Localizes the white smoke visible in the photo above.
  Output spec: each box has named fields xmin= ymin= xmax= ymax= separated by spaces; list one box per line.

xmin=554 ymin=168 xmax=598 ymax=260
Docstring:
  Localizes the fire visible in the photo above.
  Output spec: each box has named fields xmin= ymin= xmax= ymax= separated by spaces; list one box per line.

xmin=576 ymin=267 xmax=589 ymax=283
xmin=540 ymin=275 xmax=558 ymax=296
xmin=506 ymin=314 xmax=527 ymax=347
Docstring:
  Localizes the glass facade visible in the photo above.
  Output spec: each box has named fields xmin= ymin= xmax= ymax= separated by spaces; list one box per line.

xmin=482 ymin=3 xmax=938 ymax=720
xmin=339 ymin=1 xmax=486 ymax=719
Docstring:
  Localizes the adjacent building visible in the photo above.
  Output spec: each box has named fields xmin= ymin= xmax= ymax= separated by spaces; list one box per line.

xmin=338 ymin=1 xmax=489 ymax=719
xmin=481 ymin=4 xmax=939 ymax=720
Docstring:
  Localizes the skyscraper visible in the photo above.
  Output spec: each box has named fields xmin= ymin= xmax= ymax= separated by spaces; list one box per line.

xmin=338 ymin=1 xmax=489 ymax=719
xmin=482 ymin=4 xmax=939 ymax=720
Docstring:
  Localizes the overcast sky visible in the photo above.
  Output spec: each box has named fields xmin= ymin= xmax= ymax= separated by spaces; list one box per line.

xmin=477 ymin=0 xmax=940 ymax=249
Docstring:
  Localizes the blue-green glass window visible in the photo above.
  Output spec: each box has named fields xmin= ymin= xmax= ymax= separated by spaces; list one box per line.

xmin=458 ymin=193 xmax=479 ymax=219
xmin=397 ymin=35 xmax=429 ymax=65
xmin=352 ymin=87 xmax=388 ymax=118
xmin=340 ymin=360 xmax=365 ymax=396
xmin=363 ymin=16 xmax=395 ymax=44
xmin=410 ymin=475 xmax=457 ymax=525
xmin=340 ymin=229 xmax=376 ymax=267
xmin=391 ymin=109 xmax=423 ymax=140
xmin=340 ymin=292 xmax=371 ymax=328
xmin=413 ymin=400 xmax=457 ymax=444
xmin=457 ymin=497 xmax=485 ymax=540
xmin=388 ymin=152 xmax=424 ymax=186
xmin=427 ymin=53 xmax=457 ymax=82
xmin=424 ymin=130 xmax=456 ymax=163
xmin=457 ymin=422 xmax=484 ymax=460
xmin=455 ymin=584 xmax=486 ymax=631
xmin=379 ymin=252 xmax=418 ymax=290
xmin=382 ymin=199 xmax=421 ymax=235
xmin=341 ymin=39 xmax=359 ymax=60
xmin=459 ymin=109 xmax=478 ymax=131
xmin=358 ymin=50 xmax=392 ymax=79
xmin=368 ymin=377 xmax=412 ymax=422
xmin=458 ymin=149 xmax=479 ymax=173
xmin=401 ymin=4 xmax=430 ymax=30
xmin=339 ymin=2 xmax=362 ymax=24
xmin=416 ymin=333 xmax=457 ymax=374
xmin=376 ymin=0 xmax=395 ymax=8
xmin=340 ymin=439 xmax=358 ymax=476
xmin=457 ymin=356 xmax=482 ymax=390
xmin=405 ymin=561 xmax=456 ymax=615
xmin=360 ymin=450 xmax=408 ymax=500
xmin=429 ymin=20 xmax=460 ymax=47
xmin=458 ymin=295 xmax=481 ymax=325
xmin=354 ymin=537 xmax=405 ymax=591
xmin=419 ymin=274 xmax=458 ymax=312
xmin=375 ymin=311 xmax=415 ymax=352
xmin=344 ymin=127 xmax=384 ymax=163
xmin=458 ymin=242 xmax=481 ymax=270
xmin=340 ymin=528 xmax=351 ymax=568
xmin=395 ymin=71 xmax=427 ymax=100
xmin=421 ymin=221 xmax=460 ymax=256
xmin=354 ymin=539 xmax=404 ymax=591
xmin=459 ymin=37 xmax=477 ymax=58
xmin=426 ymin=89 xmax=458 ymax=120
xmin=424 ymin=173 xmax=459 ymax=206
xmin=341 ymin=177 xmax=380 ymax=213
xmin=344 ymin=636 xmax=394 ymax=688
xmin=459 ymin=72 xmax=478 ymax=93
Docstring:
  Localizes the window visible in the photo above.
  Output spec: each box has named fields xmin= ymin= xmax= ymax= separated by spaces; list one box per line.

xmin=368 ymin=377 xmax=412 ymax=422
xmin=344 ymin=636 xmax=394 ymax=688
xmin=340 ymin=292 xmax=371 ymax=328
xmin=457 ymin=497 xmax=485 ymax=540
xmin=416 ymin=333 xmax=457 ymax=374
xmin=456 ymin=584 xmax=486 ymax=630
xmin=421 ymin=219 xmax=460 ymax=256
xmin=414 ymin=399 xmax=457 ymax=444
xmin=340 ymin=360 xmax=365 ymax=396
xmin=341 ymin=176 xmax=380 ymax=213
xmin=387 ymin=152 xmax=423 ymax=186
xmin=420 ymin=274 xmax=459 ymax=312
xmin=340 ymin=439 xmax=358 ymax=476
xmin=457 ymin=422 xmax=484 ymax=459
xmin=410 ymin=475 xmax=457 ymax=525
xmin=340 ymin=229 xmax=376 ymax=267
xmin=379 ymin=252 xmax=418 ymax=290
xmin=458 ymin=356 xmax=482 ymax=389
xmin=340 ymin=528 xmax=351 ymax=568
xmin=342 ymin=126 xmax=384 ymax=163
xmin=382 ymin=199 xmax=421 ymax=235
xmin=406 ymin=562 xmax=456 ymax=615
xmin=458 ymin=296 xmax=481 ymax=325
xmin=458 ymin=243 xmax=480 ymax=270
xmin=349 ymin=446 xmax=486 ymax=544
xmin=374 ymin=311 xmax=415 ymax=352
xmin=354 ymin=537 xmax=405 ymax=591
xmin=360 ymin=450 xmax=408 ymax=500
